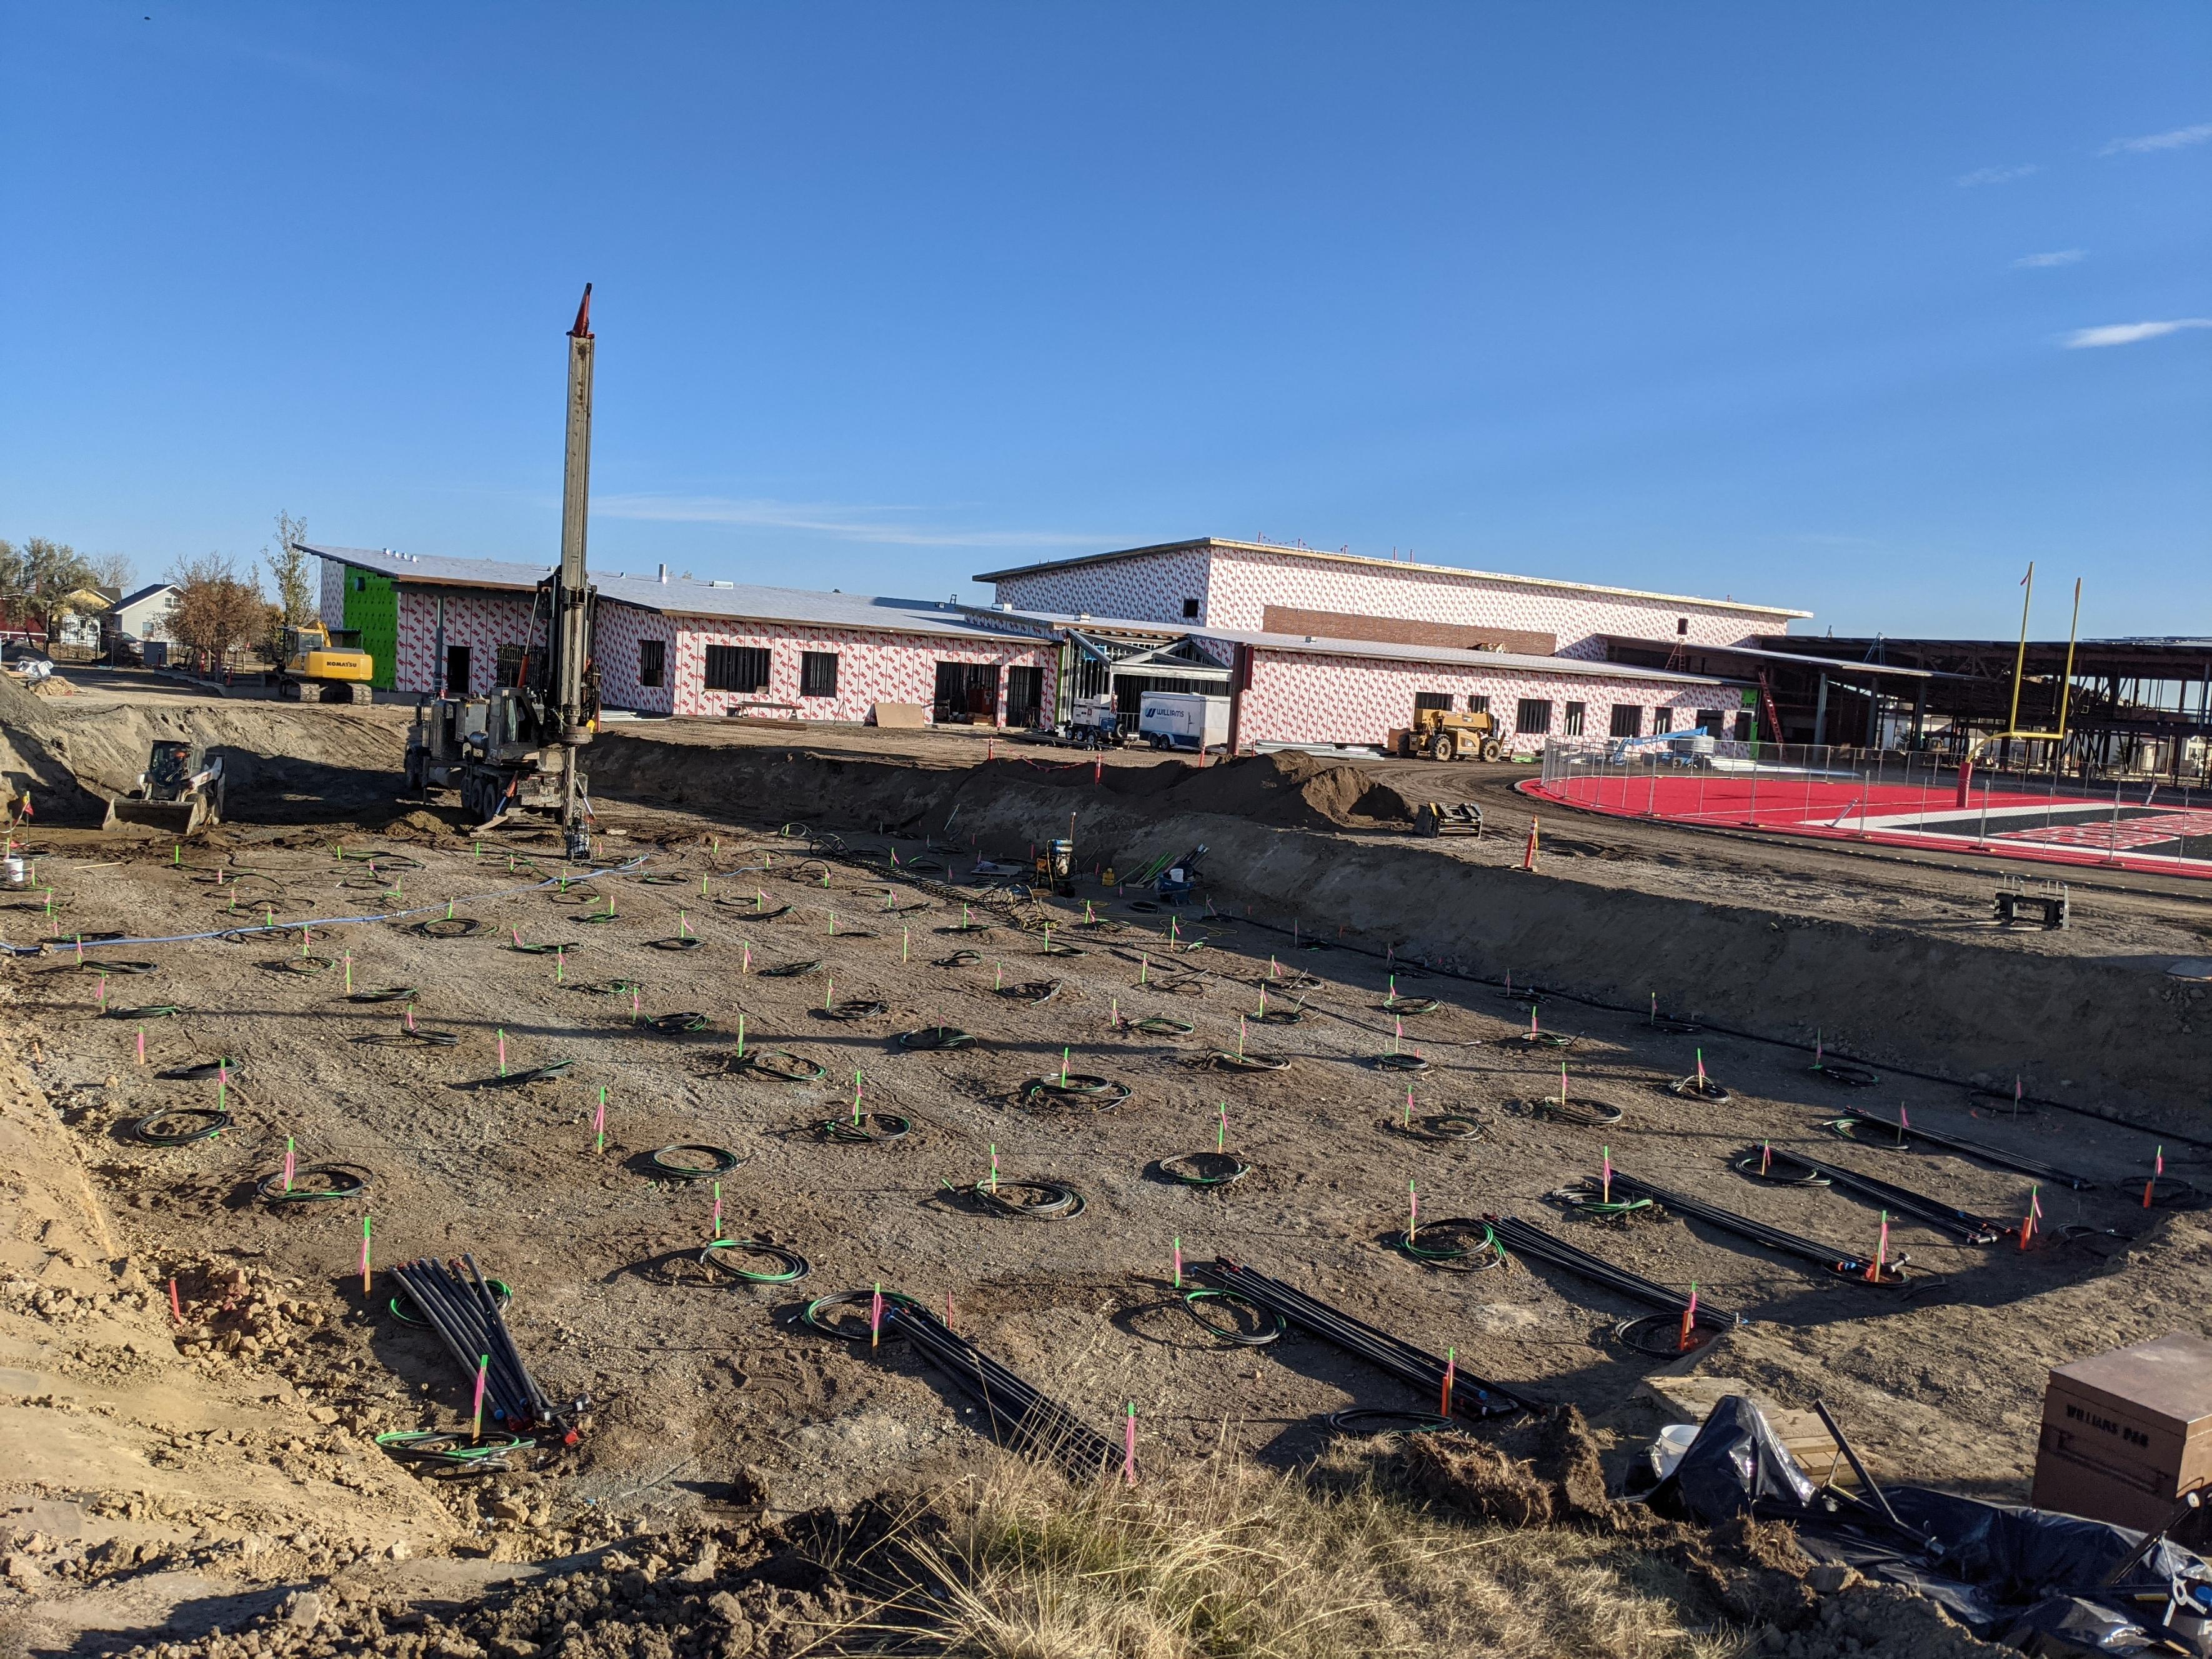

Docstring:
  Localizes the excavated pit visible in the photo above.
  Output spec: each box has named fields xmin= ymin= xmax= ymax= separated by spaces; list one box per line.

xmin=2 ymin=690 xmax=2208 ymax=1655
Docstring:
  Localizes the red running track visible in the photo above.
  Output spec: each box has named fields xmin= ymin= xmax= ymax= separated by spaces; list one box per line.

xmin=1527 ymin=772 xmax=2212 ymax=880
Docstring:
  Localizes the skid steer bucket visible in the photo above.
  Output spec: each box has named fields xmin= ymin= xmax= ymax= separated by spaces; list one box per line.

xmin=104 ymin=793 xmax=212 ymax=836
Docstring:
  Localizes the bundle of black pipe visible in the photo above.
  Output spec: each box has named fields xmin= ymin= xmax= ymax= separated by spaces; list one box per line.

xmin=1483 ymin=1212 xmax=1758 ymax=1320
xmin=1560 ymin=1174 xmax=1909 ymax=1286
xmin=878 ymin=1300 xmax=1119 ymax=1478
xmin=389 ymin=1255 xmax=567 ymax=1437
xmin=1190 ymin=1257 xmax=1538 ymax=1421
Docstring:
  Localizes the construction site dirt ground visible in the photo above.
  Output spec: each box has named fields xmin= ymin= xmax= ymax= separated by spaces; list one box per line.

xmin=2 ymin=674 xmax=2210 ymax=1656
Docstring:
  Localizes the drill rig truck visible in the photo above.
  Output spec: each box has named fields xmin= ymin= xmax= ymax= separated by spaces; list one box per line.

xmin=403 ymin=286 xmax=600 ymax=858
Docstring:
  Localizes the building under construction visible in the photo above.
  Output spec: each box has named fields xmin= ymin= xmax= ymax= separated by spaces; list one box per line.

xmin=1753 ymin=634 xmax=2212 ymax=784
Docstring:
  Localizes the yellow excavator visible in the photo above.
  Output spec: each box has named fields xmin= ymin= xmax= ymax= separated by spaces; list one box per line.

xmin=270 ymin=622 xmax=374 ymax=704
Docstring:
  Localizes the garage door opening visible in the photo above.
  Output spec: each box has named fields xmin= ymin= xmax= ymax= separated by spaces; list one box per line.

xmin=934 ymin=662 xmax=1001 ymax=725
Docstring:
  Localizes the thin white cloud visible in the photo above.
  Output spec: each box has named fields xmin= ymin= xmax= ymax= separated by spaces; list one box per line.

xmin=1956 ymin=163 xmax=2038 ymax=187
xmin=2061 ymin=319 xmax=2212 ymax=349
xmin=595 ymin=494 xmax=1109 ymax=549
xmin=2013 ymin=249 xmax=2086 ymax=268
xmin=2100 ymin=121 xmax=2212 ymax=156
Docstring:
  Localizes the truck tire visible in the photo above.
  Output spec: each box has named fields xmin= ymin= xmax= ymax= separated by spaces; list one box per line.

xmin=1431 ymin=732 xmax=1456 ymax=762
xmin=1480 ymin=738 xmax=1503 ymax=762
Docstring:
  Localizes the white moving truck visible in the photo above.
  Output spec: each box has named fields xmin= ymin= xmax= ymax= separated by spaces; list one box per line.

xmin=1138 ymin=692 xmax=1231 ymax=754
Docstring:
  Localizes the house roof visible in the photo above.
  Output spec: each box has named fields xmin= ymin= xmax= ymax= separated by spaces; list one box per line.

xmin=113 ymin=583 xmax=178 ymax=612
xmin=972 ymin=537 xmax=1813 ymax=622
xmin=1197 ymin=627 xmax=1738 ymax=686
xmin=300 ymin=544 xmax=1034 ymax=642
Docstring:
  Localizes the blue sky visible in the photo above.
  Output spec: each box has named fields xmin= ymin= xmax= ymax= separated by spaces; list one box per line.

xmin=2 ymin=4 xmax=2206 ymax=638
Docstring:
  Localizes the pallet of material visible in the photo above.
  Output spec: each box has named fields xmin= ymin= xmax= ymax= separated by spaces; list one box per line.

xmin=1635 ymin=1374 xmax=1853 ymax=1487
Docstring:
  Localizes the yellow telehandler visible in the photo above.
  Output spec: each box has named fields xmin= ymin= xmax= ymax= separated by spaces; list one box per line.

xmin=1397 ymin=707 xmax=1503 ymax=762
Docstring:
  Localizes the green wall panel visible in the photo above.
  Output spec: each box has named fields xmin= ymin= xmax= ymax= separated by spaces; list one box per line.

xmin=341 ymin=570 xmax=398 ymax=690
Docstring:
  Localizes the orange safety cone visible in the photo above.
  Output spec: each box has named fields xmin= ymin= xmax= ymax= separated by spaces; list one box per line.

xmin=1522 ymin=816 xmax=1541 ymax=872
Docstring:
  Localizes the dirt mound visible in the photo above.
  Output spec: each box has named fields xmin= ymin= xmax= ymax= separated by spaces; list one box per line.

xmin=381 ymin=808 xmax=460 ymax=840
xmin=1761 ymin=1581 xmax=2015 ymax=1658
xmin=0 ymin=670 xmax=108 ymax=826
xmin=1387 ymin=1407 xmax=1642 ymax=1533
xmin=584 ymin=732 xmax=1418 ymax=840
xmin=133 ymin=1520 xmax=859 ymax=1659
xmin=1170 ymin=749 xmax=1415 ymax=828
xmin=1374 ymin=1413 xmax=1834 ymax=1636
xmin=967 ymin=749 xmax=1416 ymax=830
xmin=1 ymin=680 xmax=409 ymax=828
xmin=0 ymin=666 xmax=49 ymax=729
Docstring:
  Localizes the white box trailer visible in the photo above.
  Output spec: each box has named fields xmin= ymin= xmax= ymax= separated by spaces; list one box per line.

xmin=1138 ymin=692 xmax=1231 ymax=753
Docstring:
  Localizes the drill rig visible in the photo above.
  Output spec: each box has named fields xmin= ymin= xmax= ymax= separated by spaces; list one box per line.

xmin=405 ymin=286 xmax=600 ymax=860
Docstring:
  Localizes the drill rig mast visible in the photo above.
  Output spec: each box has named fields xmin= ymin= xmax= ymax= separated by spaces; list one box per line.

xmin=403 ymin=284 xmax=601 ymax=859
xmin=551 ymin=284 xmax=597 ymax=860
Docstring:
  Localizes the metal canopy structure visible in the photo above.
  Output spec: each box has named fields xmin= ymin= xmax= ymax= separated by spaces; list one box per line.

xmin=1755 ymin=634 xmax=2212 ymax=780
xmin=1064 ymin=632 xmax=1230 ymax=715
xmin=1598 ymin=633 xmax=1942 ymax=750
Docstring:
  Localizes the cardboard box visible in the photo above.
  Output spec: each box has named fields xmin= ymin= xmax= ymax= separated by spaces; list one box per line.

xmin=2031 ymin=1332 xmax=2212 ymax=1532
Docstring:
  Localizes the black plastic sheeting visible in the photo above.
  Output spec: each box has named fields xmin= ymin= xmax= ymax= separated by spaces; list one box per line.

xmin=1647 ymin=1396 xmax=2212 ymax=1656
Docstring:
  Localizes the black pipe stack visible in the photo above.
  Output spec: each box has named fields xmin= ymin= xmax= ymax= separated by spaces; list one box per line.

xmin=390 ymin=1255 xmax=560 ymax=1432
xmin=1191 ymin=1257 xmax=1540 ymax=1421
xmin=879 ymin=1301 xmax=1120 ymax=1478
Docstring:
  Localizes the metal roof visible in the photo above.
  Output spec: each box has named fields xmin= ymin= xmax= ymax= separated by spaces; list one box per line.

xmin=1597 ymin=634 xmax=1941 ymax=679
xmin=953 ymin=604 xmax=1188 ymax=639
xmin=1197 ymin=627 xmax=1736 ymax=685
xmin=301 ymin=544 xmax=1028 ymax=641
xmin=972 ymin=537 xmax=1813 ymax=621
xmin=1755 ymin=635 xmax=2212 ymax=679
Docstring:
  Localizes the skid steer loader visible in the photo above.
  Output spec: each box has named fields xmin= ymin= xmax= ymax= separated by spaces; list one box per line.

xmin=104 ymin=739 xmax=224 ymax=837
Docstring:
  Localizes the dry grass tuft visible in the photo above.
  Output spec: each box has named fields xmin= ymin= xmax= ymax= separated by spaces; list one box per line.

xmin=880 ymin=1432 xmax=1762 ymax=1659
